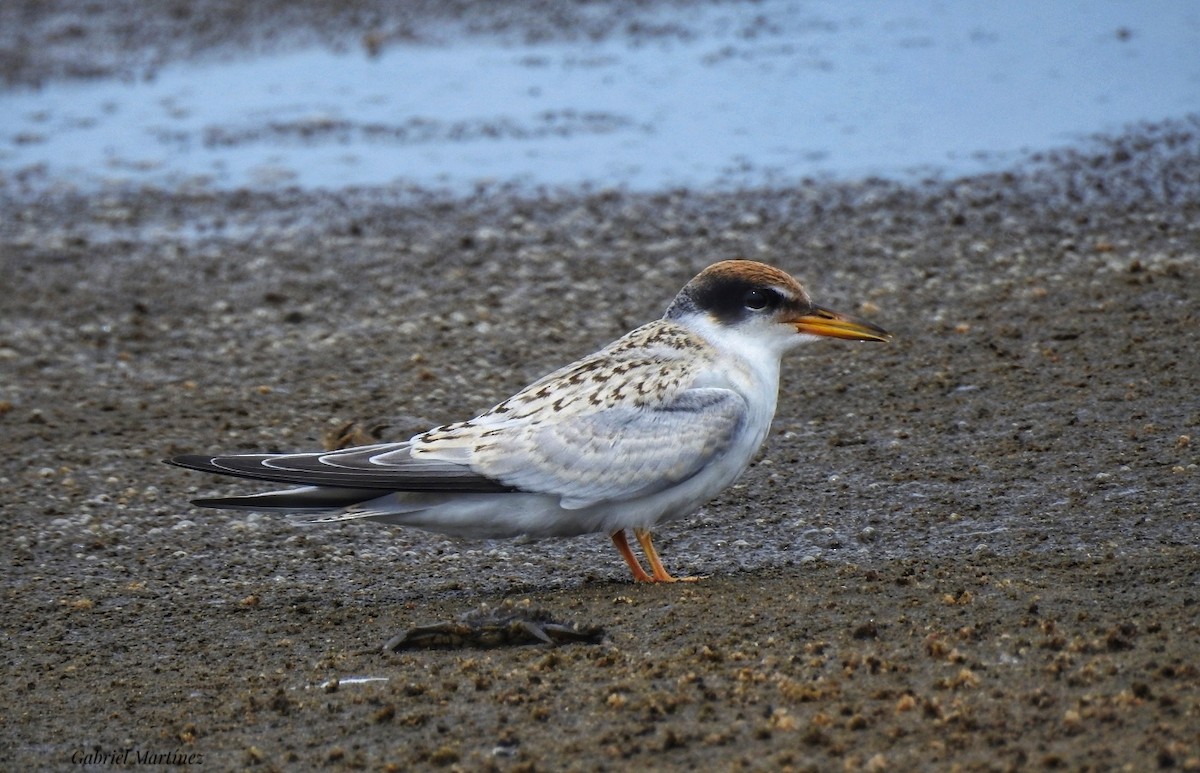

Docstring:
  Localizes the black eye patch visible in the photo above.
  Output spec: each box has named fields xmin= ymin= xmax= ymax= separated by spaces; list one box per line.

xmin=675 ymin=275 xmax=788 ymax=325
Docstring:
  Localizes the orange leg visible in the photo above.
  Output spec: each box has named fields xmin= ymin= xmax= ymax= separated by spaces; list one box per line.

xmin=610 ymin=530 xmax=654 ymax=583
xmin=633 ymin=527 xmax=700 ymax=583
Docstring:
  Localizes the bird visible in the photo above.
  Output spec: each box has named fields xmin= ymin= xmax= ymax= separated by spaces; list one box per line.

xmin=166 ymin=260 xmax=890 ymax=583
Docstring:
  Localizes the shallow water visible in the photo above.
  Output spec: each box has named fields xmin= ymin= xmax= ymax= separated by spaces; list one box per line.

xmin=3 ymin=0 xmax=1198 ymax=192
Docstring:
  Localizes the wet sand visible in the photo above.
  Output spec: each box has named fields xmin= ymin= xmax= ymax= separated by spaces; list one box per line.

xmin=2 ymin=3 xmax=1199 ymax=771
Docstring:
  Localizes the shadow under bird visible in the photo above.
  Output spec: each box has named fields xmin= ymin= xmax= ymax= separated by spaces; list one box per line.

xmin=167 ymin=260 xmax=890 ymax=582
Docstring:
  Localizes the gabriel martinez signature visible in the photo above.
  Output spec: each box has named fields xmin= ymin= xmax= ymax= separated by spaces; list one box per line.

xmin=72 ymin=748 xmax=203 ymax=765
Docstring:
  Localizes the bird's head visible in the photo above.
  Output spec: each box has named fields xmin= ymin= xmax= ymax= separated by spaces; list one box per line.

xmin=665 ymin=259 xmax=891 ymax=356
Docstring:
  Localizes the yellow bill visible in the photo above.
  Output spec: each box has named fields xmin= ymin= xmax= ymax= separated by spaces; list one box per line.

xmin=790 ymin=305 xmax=892 ymax=342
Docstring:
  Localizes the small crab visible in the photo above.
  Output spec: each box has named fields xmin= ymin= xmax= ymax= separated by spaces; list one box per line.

xmin=383 ymin=599 xmax=604 ymax=651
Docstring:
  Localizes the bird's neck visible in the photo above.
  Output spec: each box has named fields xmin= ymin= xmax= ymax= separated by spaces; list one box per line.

xmin=683 ymin=315 xmax=783 ymax=410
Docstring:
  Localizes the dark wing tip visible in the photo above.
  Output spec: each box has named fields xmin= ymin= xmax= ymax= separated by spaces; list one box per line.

xmin=189 ymin=496 xmax=239 ymax=509
xmin=164 ymin=454 xmax=219 ymax=472
xmin=162 ymin=447 xmax=519 ymax=493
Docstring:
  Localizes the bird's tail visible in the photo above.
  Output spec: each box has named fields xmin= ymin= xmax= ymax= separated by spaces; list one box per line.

xmin=188 ymin=485 xmax=447 ymax=527
xmin=190 ymin=485 xmax=383 ymax=513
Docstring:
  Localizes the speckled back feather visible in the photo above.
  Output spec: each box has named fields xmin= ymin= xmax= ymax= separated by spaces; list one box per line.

xmin=404 ymin=319 xmax=748 ymax=508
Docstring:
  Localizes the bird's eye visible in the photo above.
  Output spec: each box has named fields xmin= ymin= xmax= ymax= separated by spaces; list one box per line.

xmin=743 ymin=289 xmax=771 ymax=311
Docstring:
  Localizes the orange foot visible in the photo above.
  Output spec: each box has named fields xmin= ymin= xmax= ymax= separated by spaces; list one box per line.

xmin=609 ymin=528 xmax=702 ymax=583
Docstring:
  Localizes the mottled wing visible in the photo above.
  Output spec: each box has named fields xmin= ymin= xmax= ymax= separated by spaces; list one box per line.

xmin=409 ymin=321 xmax=745 ymax=508
xmin=172 ymin=319 xmax=742 ymax=509
xmin=469 ymin=387 xmax=748 ymax=508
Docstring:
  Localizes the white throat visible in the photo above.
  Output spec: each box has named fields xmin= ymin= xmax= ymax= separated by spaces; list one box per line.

xmin=678 ymin=311 xmax=788 ymax=417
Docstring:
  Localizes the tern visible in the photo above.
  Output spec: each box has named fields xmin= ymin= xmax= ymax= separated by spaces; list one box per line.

xmin=167 ymin=260 xmax=890 ymax=582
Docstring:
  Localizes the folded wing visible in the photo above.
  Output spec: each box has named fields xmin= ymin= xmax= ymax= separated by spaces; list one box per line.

xmin=170 ymin=320 xmax=743 ymax=510
xmin=419 ymin=388 xmax=748 ymax=509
